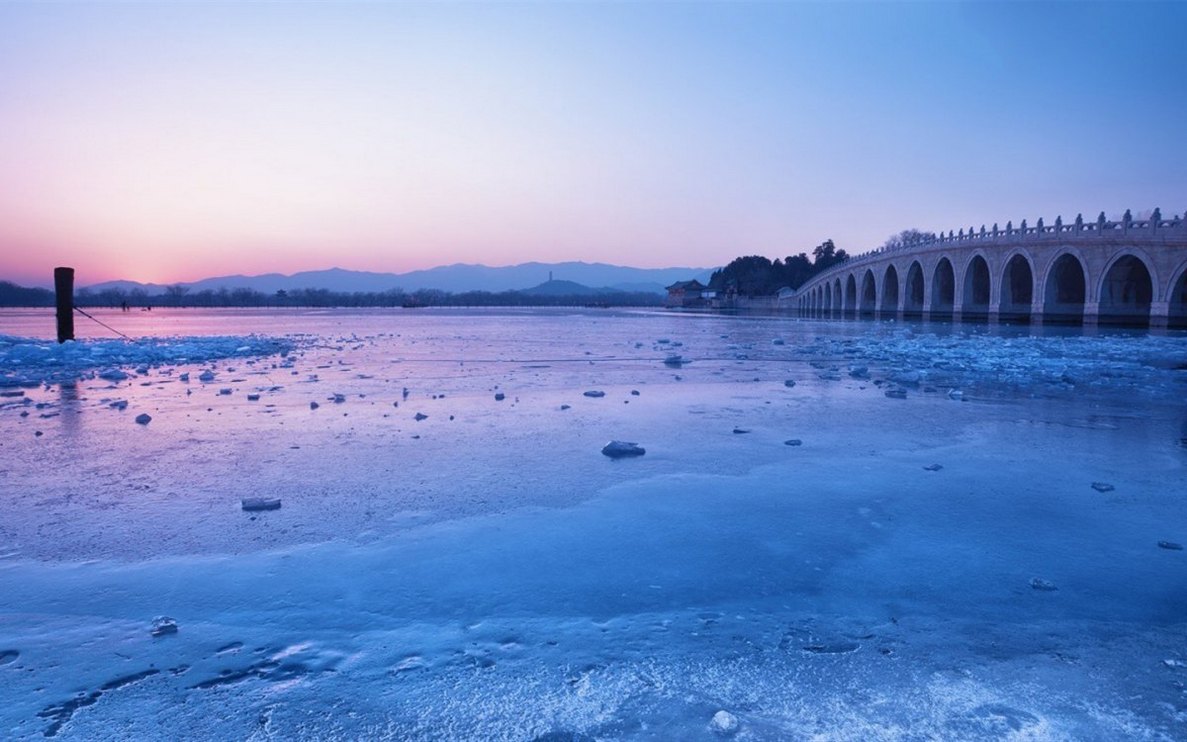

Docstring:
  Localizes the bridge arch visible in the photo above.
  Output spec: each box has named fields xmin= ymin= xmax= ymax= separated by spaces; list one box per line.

xmin=1042 ymin=249 xmax=1089 ymax=323
xmin=961 ymin=252 xmax=992 ymax=321
xmin=930 ymin=256 xmax=956 ymax=319
xmin=1169 ymin=264 xmax=1187 ymax=328
xmin=844 ymin=274 xmax=857 ymax=318
xmin=789 ymin=210 xmax=1184 ymax=325
xmin=999 ymin=250 xmax=1035 ymax=322
xmin=1097 ymin=249 xmax=1157 ymax=326
xmin=881 ymin=264 xmax=900 ymax=316
xmin=904 ymin=261 xmax=925 ymax=317
xmin=859 ymin=269 xmax=877 ymax=317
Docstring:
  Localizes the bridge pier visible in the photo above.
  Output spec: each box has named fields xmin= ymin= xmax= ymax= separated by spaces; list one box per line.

xmin=1150 ymin=301 xmax=1170 ymax=329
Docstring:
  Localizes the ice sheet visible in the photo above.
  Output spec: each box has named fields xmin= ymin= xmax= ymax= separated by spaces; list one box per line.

xmin=0 ymin=308 xmax=1185 ymax=740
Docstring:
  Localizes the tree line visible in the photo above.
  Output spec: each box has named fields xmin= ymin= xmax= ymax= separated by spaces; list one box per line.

xmin=0 ymin=281 xmax=664 ymax=309
xmin=707 ymin=239 xmax=849 ymax=296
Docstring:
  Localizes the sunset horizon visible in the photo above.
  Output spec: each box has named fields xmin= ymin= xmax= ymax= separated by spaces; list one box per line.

xmin=3 ymin=1 xmax=1184 ymax=288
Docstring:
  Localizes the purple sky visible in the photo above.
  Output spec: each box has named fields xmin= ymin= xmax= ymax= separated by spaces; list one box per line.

xmin=2 ymin=2 xmax=1184 ymax=286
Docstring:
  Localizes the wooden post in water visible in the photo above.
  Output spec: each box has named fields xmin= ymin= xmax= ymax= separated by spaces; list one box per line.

xmin=54 ymin=267 xmax=74 ymax=343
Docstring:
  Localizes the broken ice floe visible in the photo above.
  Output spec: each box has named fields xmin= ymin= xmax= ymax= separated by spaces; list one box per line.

xmin=151 ymin=616 xmax=179 ymax=637
xmin=242 ymin=498 xmax=281 ymax=512
xmin=602 ymin=441 xmax=645 ymax=458
xmin=0 ymin=334 xmax=291 ymax=387
xmin=710 ymin=710 xmax=740 ymax=735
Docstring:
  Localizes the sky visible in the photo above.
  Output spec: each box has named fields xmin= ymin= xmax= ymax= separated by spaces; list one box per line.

xmin=1 ymin=1 xmax=1185 ymax=287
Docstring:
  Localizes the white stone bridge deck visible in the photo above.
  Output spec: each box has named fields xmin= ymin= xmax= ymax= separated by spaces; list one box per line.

xmin=795 ymin=209 xmax=1187 ymax=326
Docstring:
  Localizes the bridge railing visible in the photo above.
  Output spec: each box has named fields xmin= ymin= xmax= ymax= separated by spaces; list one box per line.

xmin=807 ymin=208 xmax=1183 ymax=286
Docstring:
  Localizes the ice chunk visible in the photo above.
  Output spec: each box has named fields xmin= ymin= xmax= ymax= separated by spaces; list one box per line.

xmin=198 ymin=370 xmax=216 ymax=382
xmin=784 ymin=439 xmax=803 ymax=446
xmin=923 ymin=463 xmax=943 ymax=471
xmin=151 ymin=616 xmax=178 ymax=637
xmin=1157 ymin=541 xmax=1183 ymax=551
xmin=602 ymin=441 xmax=645 ymax=458
xmin=494 ymin=392 xmax=505 ymax=401
xmin=783 ymin=379 xmax=796 ymax=388
xmin=884 ymin=388 xmax=907 ymax=399
xmin=583 ymin=390 xmax=605 ymax=398
xmin=414 ymin=412 xmax=428 ymax=421
xmin=99 ymin=368 xmax=128 ymax=382
xmin=134 ymin=413 xmax=152 ymax=425
xmin=710 ymin=710 xmax=739 ymax=735
xmin=663 ymin=355 xmax=685 ymax=367
xmin=241 ymin=498 xmax=281 ymax=512
xmin=1091 ymin=482 xmax=1115 ymax=493
xmin=1030 ymin=577 xmax=1058 ymax=591
xmin=890 ymin=370 xmax=922 ymax=386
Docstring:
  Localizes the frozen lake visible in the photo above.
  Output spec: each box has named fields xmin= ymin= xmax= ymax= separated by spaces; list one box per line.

xmin=1 ymin=307 xmax=1185 ymax=740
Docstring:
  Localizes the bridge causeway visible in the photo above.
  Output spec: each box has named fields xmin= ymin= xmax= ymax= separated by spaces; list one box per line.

xmin=795 ymin=209 xmax=1187 ymax=327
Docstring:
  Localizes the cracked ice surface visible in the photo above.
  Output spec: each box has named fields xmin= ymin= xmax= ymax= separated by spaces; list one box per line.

xmin=0 ymin=307 xmax=1185 ymax=740
xmin=0 ymin=334 xmax=294 ymax=387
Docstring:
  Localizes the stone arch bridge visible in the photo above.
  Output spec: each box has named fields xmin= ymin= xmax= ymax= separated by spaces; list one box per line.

xmin=795 ymin=209 xmax=1187 ymax=327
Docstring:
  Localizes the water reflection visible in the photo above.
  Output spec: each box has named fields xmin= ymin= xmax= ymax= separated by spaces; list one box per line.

xmin=56 ymin=380 xmax=81 ymax=437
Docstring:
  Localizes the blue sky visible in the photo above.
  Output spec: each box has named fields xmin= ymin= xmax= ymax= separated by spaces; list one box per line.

xmin=1 ymin=1 xmax=1184 ymax=285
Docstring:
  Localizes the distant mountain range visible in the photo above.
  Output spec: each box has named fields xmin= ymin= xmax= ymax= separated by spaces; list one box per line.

xmin=81 ymin=262 xmax=716 ymax=296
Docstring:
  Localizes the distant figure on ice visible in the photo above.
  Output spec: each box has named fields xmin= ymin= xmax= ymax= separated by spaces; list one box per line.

xmin=120 ymin=301 xmax=129 ymax=312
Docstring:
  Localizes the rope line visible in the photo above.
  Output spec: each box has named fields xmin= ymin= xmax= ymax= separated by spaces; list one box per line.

xmin=73 ymin=306 xmax=133 ymax=341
